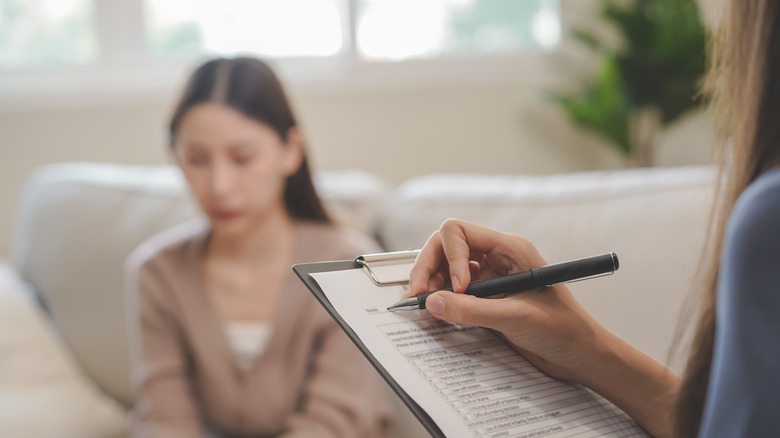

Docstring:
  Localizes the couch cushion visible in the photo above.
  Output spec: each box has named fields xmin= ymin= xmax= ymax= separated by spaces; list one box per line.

xmin=0 ymin=263 xmax=127 ymax=438
xmin=11 ymin=162 xmax=389 ymax=406
xmin=375 ymin=166 xmax=716 ymax=370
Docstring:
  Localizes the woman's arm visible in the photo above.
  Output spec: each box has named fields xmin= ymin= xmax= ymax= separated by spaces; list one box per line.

xmin=408 ymin=218 xmax=680 ymax=437
xmin=280 ymin=321 xmax=393 ymax=438
xmin=575 ymin=328 xmax=680 ymax=437
xmin=128 ymin=261 xmax=203 ymax=438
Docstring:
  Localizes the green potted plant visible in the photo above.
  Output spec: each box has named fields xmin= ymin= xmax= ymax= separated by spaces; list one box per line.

xmin=553 ymin=0 xmax=707 ymax=167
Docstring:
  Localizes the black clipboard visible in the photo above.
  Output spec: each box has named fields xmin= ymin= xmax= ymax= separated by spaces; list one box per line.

xmin=292 ymin=252 xmax=445 ymax=438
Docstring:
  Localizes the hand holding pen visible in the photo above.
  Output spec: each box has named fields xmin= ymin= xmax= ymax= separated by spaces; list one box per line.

xmin=390 ymin=252 xmax=618 ymax=311
xmin=405 ymin=219 xmax=625 ymax=384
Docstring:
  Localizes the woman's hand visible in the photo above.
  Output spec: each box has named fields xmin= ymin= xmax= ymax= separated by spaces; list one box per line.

xmin=408 ymin=219 xmax=680 ymax=437
xmin=407 ymin=219 xmax=608 ymax=383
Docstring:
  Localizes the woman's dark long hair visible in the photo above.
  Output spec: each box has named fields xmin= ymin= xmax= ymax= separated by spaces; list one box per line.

xmin=675 ymin=1 xmax=780 ymax=436
xmin=168 ymin=57 xmax=331 ymax=223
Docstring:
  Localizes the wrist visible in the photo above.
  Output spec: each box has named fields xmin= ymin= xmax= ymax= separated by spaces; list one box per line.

xmin=575 ymin=328 xmax=631 ymax=389
xmin=575 ymin=328 xmax=681 ymax=437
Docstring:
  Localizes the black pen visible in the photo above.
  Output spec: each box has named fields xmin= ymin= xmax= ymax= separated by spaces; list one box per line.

xmin=387 ymin=252 xmax=619 ymax=311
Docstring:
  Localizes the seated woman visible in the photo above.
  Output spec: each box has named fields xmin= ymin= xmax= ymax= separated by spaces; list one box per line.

xmin=127 ymin=57 xmax=392 ymax=437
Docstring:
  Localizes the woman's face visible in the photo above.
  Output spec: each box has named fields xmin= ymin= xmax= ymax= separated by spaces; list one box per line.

xmin=174 ymin=103 xmax=303 ymax=237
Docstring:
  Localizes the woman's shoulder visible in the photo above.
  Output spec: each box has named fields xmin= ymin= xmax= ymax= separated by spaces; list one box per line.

xmin=295 ymin=220 xmax=382 ymax=261
xmin=739 ymin=167 xmax=780 ymax=205
xmin=722 ymin=167 xmax=780 ymax=300
xmin=703 ymin=168 xmax=780 ymax=437
xmin=126 ymin=218 xmax=208 ymax=277
xmin=729 ymin=168 xmax=780 ymax=240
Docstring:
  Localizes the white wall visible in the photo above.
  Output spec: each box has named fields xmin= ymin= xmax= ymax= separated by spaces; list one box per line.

xmin=0 ymin=0 xmax=718 ymax=258
xmin=0 ymin=84 xmax=716 ymax=259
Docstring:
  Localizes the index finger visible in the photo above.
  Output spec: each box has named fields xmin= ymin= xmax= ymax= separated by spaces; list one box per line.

xmin=408 ymin=230 xmax=445 ymax=296
xmin=409 ymin=219 xmax=510 ymax=296
xmin=409 ymin=219 xmax=544 ymax=297
xmin=407 ymin=221 xmax=481 ymax=295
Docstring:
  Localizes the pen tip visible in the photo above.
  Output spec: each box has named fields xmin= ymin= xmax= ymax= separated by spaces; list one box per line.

xmin=387 ymin=297 xmax=419 ymax=312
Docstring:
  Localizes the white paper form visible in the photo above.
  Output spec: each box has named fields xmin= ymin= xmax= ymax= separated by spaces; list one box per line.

xmin=311 ymin=269 xmax=648 ymax=438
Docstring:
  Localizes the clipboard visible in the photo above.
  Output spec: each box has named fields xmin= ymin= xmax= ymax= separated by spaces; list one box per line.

xmin=294 ymin=250 xmax=646 ymax=438
xmin=291 ymin=250 xmax=446 ymax=438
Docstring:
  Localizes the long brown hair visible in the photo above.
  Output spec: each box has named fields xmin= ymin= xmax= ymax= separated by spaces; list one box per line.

xmin=168 ymin=56 xmax=331 ymax=223
xmin=676 ymin=1 xmax=780 ymax=435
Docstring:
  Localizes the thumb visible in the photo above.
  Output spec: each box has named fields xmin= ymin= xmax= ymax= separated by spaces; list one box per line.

xmin=425 ymin=291 xmax=518 ymax=332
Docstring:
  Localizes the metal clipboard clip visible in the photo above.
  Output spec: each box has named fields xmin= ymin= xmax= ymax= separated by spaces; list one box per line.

xmin=355 ymin=249 xmax=420 ymax=286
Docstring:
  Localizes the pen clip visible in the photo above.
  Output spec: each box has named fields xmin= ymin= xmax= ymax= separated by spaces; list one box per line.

xmin=538 ymin=252 xmax=618 ymax=287
xmin=550 ymin=270 xmax=616 ymax=286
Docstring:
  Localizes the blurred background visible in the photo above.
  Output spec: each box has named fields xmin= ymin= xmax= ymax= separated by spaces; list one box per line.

xmin=0 ymin=0 xmax=719 ymax=259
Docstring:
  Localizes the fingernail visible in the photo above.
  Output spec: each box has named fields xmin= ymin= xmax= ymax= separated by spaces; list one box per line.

xmin=427 ymin=295 xmax=445 ymax=316
xmin=452 ymin=275 xmax=461 ymax=292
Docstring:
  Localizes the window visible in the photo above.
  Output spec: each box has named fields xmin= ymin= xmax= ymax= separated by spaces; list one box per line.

xmin=144 ymin=0 xmax=344 ymax=59
xmin=356 ymin=0 xmax=559 ymax=60
xmin=0 ymin=0 xmax=97 ymax=69
xmin=0 ymin=0 xmax=560 ymax=103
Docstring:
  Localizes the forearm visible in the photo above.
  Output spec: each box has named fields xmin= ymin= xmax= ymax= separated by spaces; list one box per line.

xmin=282 ymin=324 xmax=392 ymax=438
xmin=133 ymin=364 xmax=203 ymax=437
xmin=578 ymin=330 xmax=681 ymax=437
xmin=131 ymin=267 xmax=203 ymax=438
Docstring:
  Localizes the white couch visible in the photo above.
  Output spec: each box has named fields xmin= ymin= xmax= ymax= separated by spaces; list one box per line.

xmin=5 ymin=162 xmax=716 ymax=437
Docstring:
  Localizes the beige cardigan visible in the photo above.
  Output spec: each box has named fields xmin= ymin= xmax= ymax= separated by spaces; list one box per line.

xmin=127 ymin=219 xmax=394 ymax=438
